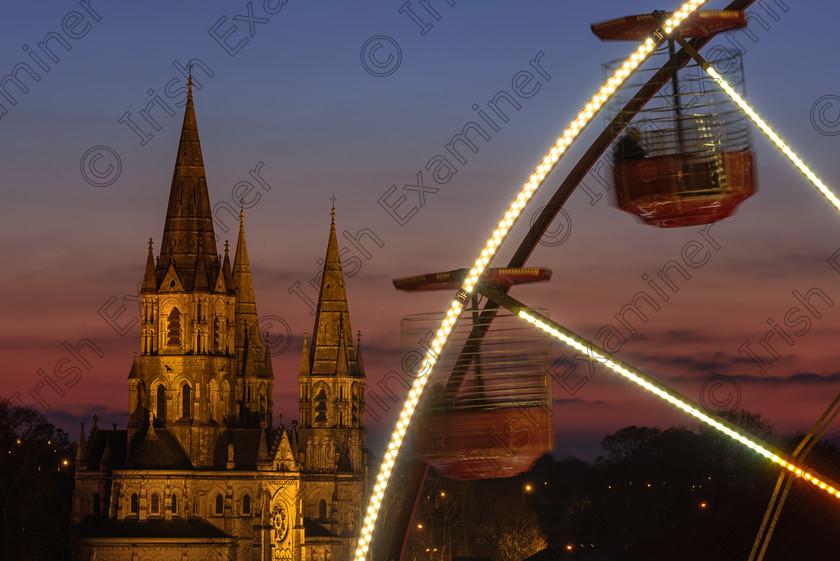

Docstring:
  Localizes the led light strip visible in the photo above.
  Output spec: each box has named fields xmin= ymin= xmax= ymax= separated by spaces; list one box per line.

xmin=708 ymin=69 xmax=840 ymax=211
xmin=354 ymin=3 xmax=709 ymax=559
xmin=673 ymin=36 xmax=840 ymax=213
xmin=518 ymin=309 xmax=840 ymax=501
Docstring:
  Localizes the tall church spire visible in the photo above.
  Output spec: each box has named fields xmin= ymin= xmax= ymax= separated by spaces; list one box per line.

xmin=309 ymin=205 xmax=359 ymax=377
xmin=157 ymin=78 xmax=217 ymax=287
xmin=233 ymin=209 xmax=263 ymax=378
xmin=141 ymin=238 xmax=157 ymax=293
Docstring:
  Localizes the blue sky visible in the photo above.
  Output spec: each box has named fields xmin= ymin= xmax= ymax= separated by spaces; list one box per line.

xmin=3 ymin=0 xmax=840 ymax=460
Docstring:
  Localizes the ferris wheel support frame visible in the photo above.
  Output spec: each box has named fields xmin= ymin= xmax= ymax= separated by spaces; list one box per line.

xmin=474 ymin=285 xmax=840 ymax=500
xmin=354 ymin=2 xmax=724 ymax=559
xmin=367 ymin=1 xmax=773 ymax=559
xmin=747 ymin=392 xmax=840 ymax=561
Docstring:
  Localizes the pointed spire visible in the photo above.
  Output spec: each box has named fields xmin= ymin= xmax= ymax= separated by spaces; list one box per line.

xmin=157 ymin=80 xmax=217 ymax=286
xmin=233 ymin=209 xmax=264 ymax=378
xmin=193 ymin=236 xmax=210 ymax=292
xmin=356 ymin=330 xmax=365 ymax=375
xmin=142 ymin=238 xmax=157 ymax=293
xmin=299 ymin=330 xmax=310 ymax=377
xmin=309 ymin=205 xmax=357 ymax=376
xmin=222 ymin=240 xmax=234 ymax=295
xmin=257 ymin=429 xmax=270 ymax=469
xmin=75 ymin=422 xmax=87 ymax=464
xmin=128 ymin=354 xmax=142 ymax=379
xmin=264 ymin=332 xmax=273 ymax=378
xmin=336 ymin=320 xmax=349 ymax=377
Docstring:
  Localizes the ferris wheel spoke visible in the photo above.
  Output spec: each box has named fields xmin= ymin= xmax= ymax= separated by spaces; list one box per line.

xmin=470 ymin=286 xmax=840 ymax=503
xmin=674 ymin=34 xmax=840 ymax=214
xmin=354 ymin=2 xmax=715 ymax=559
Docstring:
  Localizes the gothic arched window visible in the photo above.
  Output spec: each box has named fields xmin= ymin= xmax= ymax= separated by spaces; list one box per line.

xmin=215 ymin=493 xmax=224 ymax=515
xmin=130 ymin=493 xmax=139 ymax=515
xmin=243 ymin=494 xmax=251 ymax=515
xmin=318 ymin=499 xmax=327 ymax=520
xmin=171 ymin=494 xmax=178 ymax=514
xmin=314 ymin=388 xmax=327 ymax=423
xmin=151 ymin=493 xmax=160 ymax=514
xmin=156 ymin=384 xmax=166 ymax=421
xmin=167 ymin=308 xmax=181 ymax=347
xmin=351 ymin=383 xmax=361 ymax=427
xmin=213 ymin=316 xmax=221 ymax=352
xmin=182 ymin=384 xmax=191 ymax=418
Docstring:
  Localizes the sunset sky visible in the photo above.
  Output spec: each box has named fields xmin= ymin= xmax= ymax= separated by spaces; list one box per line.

xmin=3 ymin=0 xmax=840 ymax=461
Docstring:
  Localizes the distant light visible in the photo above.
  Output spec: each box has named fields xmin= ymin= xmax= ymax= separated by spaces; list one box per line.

xmin=525 ymin=484 xmax=533 ymax=492
xmin=62 ymin=459 xmax=69 ymax=466
xmin=700 ymin=502 xmax=708 ymax=509
xmin=646 ymin=483 xmax=651 ymax=488
xmin=566 ymin=544 xmax=573 ymax=551
xmin=417 ymin=523 xmax=423 ymax=530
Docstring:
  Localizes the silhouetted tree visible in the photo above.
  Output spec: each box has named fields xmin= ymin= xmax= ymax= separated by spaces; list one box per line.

xmin=0 ymin=400 xmax=74 ymax=561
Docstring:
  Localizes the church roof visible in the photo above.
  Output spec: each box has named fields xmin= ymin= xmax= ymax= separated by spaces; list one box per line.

xmin=155 ymin=81 xmax=219 ymax=291
xmin=82 ymin=429 xmax=127 ymax=468
xmin=212 ymin=428 xmax=281 ymax=469
xmin=79 ymin=516 xmax=231 ymax=539
xmin=302 ymin=517 xmax=338 ymax=538
xmin=336 ymin=446 xmax=353 ymax=473
xmin=308 ymin=208 xmax=362 ymax=377
xmin=124 ymin=425 xmax=192 ymax=470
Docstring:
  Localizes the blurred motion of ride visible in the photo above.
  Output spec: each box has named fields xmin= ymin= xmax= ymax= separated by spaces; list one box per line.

xmin=394 ymin=268 xmax=554 ymax=480
xmin=594 ymin=11 xmax=756 ymax=227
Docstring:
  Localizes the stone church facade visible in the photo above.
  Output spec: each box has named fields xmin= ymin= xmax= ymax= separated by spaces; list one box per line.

xmin=71 ymin=82 xmax=367 ymax=561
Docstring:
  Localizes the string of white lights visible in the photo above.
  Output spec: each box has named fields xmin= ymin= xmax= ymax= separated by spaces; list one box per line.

xmin=674 ymin=36 xmax=840 ymax=213
xmin=353 ymin=3 xmax=711 ymax=559
xmin=518 ymin=310 xmax=840 ymax=501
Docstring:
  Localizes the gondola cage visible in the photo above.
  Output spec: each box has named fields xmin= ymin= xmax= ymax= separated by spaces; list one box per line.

xmin=602 ymin=31 xmax=755 ymax=227
xmin=402 ymin=307 xmax=553 ymax=480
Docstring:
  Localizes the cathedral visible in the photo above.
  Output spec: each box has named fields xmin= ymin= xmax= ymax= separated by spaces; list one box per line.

xmin=71 ymin=81 xmax=367 ymax=561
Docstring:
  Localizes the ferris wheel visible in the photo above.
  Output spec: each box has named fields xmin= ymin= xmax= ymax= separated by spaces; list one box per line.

xmin=353 ymin=2 xmax=840 ymax=560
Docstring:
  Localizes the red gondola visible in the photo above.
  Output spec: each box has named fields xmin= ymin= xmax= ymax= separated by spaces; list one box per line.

xmin=403 ymin=309 xmax=554 ymax=480
xmin=596 ymin=12 xmax=757 ymax=227
xmin=397 ymin=268 xmax=554 ymax=480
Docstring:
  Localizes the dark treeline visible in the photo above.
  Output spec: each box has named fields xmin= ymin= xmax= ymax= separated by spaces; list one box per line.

xmin=0 ymin=400 xmax=75 ymax=561
xmin=526 ymin=411 xmax=840 ymax=560
xmin=394 ymin=411 xmax=840 ymax=561
xmin=4 ymin=401 xmax=840 ymax=561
